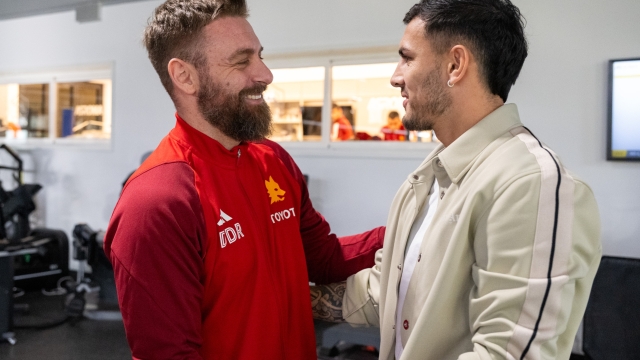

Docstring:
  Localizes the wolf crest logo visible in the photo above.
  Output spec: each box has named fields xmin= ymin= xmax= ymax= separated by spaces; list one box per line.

xmin=265 ymin=176 xmax=286 ymax=204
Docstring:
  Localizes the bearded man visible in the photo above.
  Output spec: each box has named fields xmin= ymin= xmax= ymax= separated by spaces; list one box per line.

xmin=311 ymin=1 xmax=601 ymax=359
xmin=104 ymin=1 xmax=384 ymax=359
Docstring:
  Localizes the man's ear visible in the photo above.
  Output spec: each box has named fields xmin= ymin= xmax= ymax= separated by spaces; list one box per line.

xmin=167 ymin=58 xmax=199 ymax=95
xmin=446 ymin=45 xmax=470 ymax=87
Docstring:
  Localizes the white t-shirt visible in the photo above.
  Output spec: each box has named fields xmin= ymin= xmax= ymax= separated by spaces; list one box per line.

xmin=395 ymin=179 xmax=439 ymax=359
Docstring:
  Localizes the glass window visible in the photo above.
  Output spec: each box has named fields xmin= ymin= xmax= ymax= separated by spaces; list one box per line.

xmin=56 ymin=79 xmax=111 ymax=139
xmin=0 ymin=83 xmax=49 ymax=139
xmin=329 ymin=62 xmax=437 ymax=143
xmin=331 ymin=63 xmax=406 ymax=142
xmin=266 ymin=67 xmax=324 ymax=142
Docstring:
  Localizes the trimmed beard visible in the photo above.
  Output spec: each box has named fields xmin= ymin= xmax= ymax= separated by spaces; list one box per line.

xmin=402 ymin=66 xmax=452 ymax=131
xmin=196 ymin=70 xmax=272 ymax=142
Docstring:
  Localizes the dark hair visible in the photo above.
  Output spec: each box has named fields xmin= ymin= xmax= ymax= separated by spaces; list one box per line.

xmin=404 ymin=0 xmax=527 ymax=102
xmin=143 ymin=0 xmax=248 ymax=98
xmin=388 ymin=111 xmax=400 ymax=119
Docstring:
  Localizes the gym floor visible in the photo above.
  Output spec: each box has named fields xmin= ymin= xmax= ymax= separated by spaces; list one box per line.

xmin=0 ymin=291 xmax=589 ymax=360
xmin=0 ymin=291 xmax=378 ymax=360
xmin=0 ymin=291 xmax=130 ymax=359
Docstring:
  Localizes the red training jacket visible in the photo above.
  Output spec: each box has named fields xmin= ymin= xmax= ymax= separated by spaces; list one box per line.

xmin=104 ymin=115 xmax=384 ymax=360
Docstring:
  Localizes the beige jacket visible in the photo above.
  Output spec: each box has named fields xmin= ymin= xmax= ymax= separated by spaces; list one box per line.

xmin=343 ymin=104 xmax=602 ymax=360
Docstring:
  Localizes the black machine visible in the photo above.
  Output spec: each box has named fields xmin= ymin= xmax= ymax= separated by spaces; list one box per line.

xmin=0 ymin=144 xmax=69 ymax=344
xmin=62 ymin=224 xmax=98 ymax=322
xmin=63 ymin=223 xmax=117 ymax=323
xmin=0 ymin=144 xmax=69 ymax=290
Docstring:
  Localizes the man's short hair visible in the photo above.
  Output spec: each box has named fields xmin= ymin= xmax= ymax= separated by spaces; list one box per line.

xmin=388 ymin=111 xmax=400 ymax=119
xmin=143 ymin=0 xmax=248 ymax=98
xmin=404 ymin=0 xmax=528 ymax=102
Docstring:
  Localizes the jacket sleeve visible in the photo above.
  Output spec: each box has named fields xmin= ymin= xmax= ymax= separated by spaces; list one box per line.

xmin=104 ymin=163 xmax=206 ymax=360
xmin=459 ymin=174 xmax=601 ymax=360
xmin=342 ymin=248 xmax=384 ymax=327
xmin=258 ymin=139 xmax=385 ymax=284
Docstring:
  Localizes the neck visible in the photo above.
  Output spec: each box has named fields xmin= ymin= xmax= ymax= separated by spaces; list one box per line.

xmin=434 ymin=95 xmax=504 ymax=147
xmin=176 ymin=105 xmax=240 ymax=151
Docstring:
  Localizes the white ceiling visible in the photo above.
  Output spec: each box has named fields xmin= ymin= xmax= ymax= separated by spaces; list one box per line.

xmin=0 ymin=0 xmax=151 ymax=21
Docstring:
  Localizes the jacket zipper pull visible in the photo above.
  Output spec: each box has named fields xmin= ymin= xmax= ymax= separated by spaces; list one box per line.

xmin=237 ymin=149 xmax=241 ymax=164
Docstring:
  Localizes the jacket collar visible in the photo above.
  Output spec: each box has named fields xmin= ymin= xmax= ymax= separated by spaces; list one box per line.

xmin=429 ymin=104 xmax=523 ymax=184
xmin=170 ymin=113 xmax=249 ymax=168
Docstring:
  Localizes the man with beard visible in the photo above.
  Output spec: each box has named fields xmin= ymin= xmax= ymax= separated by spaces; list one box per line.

xmin=104 ymin=0 xmax=384 ymax=359
xmin=311 ymin=1 xmax=601 ymax=359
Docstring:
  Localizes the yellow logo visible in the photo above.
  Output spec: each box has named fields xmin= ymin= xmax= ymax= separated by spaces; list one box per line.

xmin=265 ymin=176 xmax=286 ymax=204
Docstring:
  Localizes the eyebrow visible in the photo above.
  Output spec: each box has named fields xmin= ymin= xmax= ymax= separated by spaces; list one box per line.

xmin=228 ymin=46 xmax=264 ymax=61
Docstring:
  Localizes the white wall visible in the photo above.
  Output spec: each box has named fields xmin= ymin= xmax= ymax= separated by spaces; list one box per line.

xmin=0 ymin=0 xmax=638 ymax=264
xmin=507 ymin=1 xmax=640 ymax=257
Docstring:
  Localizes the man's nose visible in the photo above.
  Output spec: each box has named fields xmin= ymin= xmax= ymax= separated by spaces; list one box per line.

xmin=254 ymin=60 xmax=273 ymax=86
xmin=390 ymin=63 xmax=403 ymax=88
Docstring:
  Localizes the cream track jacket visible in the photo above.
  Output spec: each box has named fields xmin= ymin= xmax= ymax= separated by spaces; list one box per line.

xmin=343 ymin=104 xmax=602 ymax=360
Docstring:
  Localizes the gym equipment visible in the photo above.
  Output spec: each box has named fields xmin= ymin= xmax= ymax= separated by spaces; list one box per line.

xmin=0 ymin=235 xmax=56 ymax=344
xmin=0 ymin=144 xmax=69 ymax=291
xmin=583 ymin=256 xmax=640 ymax=359
xmin=0 ymin=250 xmax=14 ymax=344
xmin=63 ymin=223 xmax=119 ymax=323
xmin=64 ymin=223 xmax=102 ymax=322
xmin=0 ymin=144 xmax=70 ymax=345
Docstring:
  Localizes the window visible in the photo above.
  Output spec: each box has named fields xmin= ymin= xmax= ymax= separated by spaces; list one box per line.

xmin=266 ymin=67 xmax=324 ymax=142
xmin=332 ymin=63 xmax=404 ymax=142
xmin=56 ymin=80 xmax=111 ymax=139
xmin=264 ymin=59 xmax=437 ymax=146
xmin=0 ymin=66 xmax=112 ymax=146
xmin=0 ymin=83 xmax=49 ymax=139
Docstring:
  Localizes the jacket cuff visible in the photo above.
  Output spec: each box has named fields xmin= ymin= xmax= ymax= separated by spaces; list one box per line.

xmin=342 ymin=269 xmax=380 ymax=327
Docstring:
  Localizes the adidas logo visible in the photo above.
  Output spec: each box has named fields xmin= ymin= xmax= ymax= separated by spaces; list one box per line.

xmin=217 ymin=209 xmax=245 ymax=249
xmin=217 ymin=210 xmax=232 ymax=226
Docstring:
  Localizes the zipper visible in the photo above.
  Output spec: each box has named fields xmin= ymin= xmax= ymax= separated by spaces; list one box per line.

xmin=234 ymin=159 xmax=287 ymax=355
xmin=236 ymin=149 xmax=241 ymax=165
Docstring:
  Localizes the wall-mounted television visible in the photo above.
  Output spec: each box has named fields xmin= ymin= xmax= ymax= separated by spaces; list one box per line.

xmin=608 ymin=58 xmax=640 ymax=161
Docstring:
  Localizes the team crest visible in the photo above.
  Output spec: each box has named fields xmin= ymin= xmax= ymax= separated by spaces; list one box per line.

xmin=265 ymin=176 xmax=285 ymax=204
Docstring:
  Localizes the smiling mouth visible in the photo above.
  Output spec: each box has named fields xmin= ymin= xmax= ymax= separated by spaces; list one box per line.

xmin=246 ymin=94 xmax=262 ymax=100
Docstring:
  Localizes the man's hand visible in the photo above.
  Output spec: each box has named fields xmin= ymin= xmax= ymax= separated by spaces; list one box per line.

xmin=310 ymin=282 xmax=345 ymax=322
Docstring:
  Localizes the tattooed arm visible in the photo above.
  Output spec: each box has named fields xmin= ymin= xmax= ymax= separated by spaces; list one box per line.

xmin=310 ymin=282 xmax=345 ymax=322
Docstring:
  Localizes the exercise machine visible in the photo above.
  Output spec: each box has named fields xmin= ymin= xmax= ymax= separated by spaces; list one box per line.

xmin=0 ymin=144 xmax=69 ymax=344
xmin=63 ymin=223 xmax=119 ymax=323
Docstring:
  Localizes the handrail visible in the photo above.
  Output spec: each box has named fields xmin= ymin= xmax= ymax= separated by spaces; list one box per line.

xmin=0 ymin=144 xmax=23 ymax=185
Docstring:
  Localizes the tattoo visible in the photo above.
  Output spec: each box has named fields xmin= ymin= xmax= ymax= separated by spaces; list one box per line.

xmin=310 ymin=282 xmax=346 ymax=322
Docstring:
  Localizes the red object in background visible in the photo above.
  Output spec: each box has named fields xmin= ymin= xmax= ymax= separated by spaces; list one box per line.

xmin=332 ymin=116 xmax=354 ymax=140
xmin=381 ymin=125 xmax=407 ymax=141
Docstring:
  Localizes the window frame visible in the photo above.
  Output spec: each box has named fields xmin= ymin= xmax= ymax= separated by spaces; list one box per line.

xmin=0 ymin=63 xmax=113 ymax=150
xmin=263 ymin=47 xmax=437 ymax=159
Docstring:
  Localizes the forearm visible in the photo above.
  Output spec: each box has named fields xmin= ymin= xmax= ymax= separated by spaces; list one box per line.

xmin=310 ymin=281 xmax=345 ymax=322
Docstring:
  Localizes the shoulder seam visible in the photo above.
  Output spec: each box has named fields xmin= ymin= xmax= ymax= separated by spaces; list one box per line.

xmin=124 ymin=160 xmax=192 ymax=193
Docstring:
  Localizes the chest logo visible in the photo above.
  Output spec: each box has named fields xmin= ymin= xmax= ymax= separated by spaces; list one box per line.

xmin=217 ymin=210 xmax=245 ymax=248
xmin=217 ymin=210 xmax=233 ymax=226
xmin=265 ymin=176 xmax=286 ymax=204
